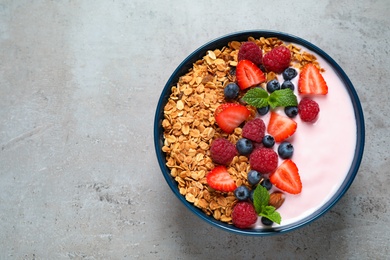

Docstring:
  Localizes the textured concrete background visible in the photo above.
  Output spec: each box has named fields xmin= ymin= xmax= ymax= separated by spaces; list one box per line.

xmin=1 ymin=0 xmax=389 ymax=259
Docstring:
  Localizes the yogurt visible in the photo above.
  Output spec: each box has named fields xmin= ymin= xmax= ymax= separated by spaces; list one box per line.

xmin=256 ymin=46 xmax=357 ymax=227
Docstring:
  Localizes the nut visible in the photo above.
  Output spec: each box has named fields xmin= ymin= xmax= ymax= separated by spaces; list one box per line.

xmin=269 ymin=192 xmax=285 ymax=209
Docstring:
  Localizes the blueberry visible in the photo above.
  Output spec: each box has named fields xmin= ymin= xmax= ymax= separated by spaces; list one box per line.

xmin=236 ymin=138 xmax=254 ymax=156
xmin=262 ymin=135 xmax=275 ymax=148
xmin=266 ymin=79 xmax=281 ymax=93
xmin=247 ymin=170 xmax=262 ymax=186
xmin=224 ymin=83 xmax=240 ymax=100
xmin=282 ymin=67 xmax=298 ymax=80
xmin=278 ymin=141 xmax=294 ymax=159
xmin=261 ymin=217 xmax=274 ymax=226
xmin=257 ymin=105 xmax=270 ymax=116
xmin=234 ymin=186 xmax=250 ymax=201
xmin=281 ymin=80 xmax=295 ymax=91
xmin=260 ymin=178 xmax=273 ymax=190
xmin=284 ymin=106 xmax=298 ymax=118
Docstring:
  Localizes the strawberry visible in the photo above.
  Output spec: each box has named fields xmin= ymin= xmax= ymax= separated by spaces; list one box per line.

xmin=214 ymin=103 xmax=250 ymax=134
xmin=269 ymin=159 xmax=302 ymax=194
xmin=298 ymin=63 xmax=328 ymax=95
xmin=236 ymin=60 xmax=266 ymax=90
xmin=206 ymin=166 xmax=237 ymax=192
xmin=267 ymin=112 xmax=297 ymax=142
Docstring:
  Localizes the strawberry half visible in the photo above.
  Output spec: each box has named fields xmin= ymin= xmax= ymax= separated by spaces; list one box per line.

xmin=214 ymin=103 xmax=250 ymax=134
xmin=206 ymin=166 xmax=237 ymax=192
xmin=236 ymin=60 xmax=266 ymax=90
xmin=267 ymin=112 xmax=297 ymax=142
xmin=298 ymin=63 xmax=328 ymax=95
xmin=269 ymin=159 xmax=302 ymax=194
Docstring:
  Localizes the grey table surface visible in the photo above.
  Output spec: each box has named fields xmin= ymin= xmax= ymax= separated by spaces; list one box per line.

xmin=1 ymin=0 xmax=389 ymax=259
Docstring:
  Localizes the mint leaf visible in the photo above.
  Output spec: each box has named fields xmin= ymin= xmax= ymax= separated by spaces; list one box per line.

xmin=259 ymin=205 xmax=282 ymax=224
xmin=242 ymin=88 xmax=269 ymax=108
xmin=243 ymin=87 xmax=298 ymax=110
xmin=268 ymin=88 xmax=298 ymax=109
xmin=253 ymin=185 xmax=282 ymax=225
xmin=252 ymin=185 xmax=270 ymax=214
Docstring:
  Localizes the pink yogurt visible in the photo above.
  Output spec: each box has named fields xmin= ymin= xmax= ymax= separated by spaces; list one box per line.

xmin=255 ymin=46 xmax=357 ymax=227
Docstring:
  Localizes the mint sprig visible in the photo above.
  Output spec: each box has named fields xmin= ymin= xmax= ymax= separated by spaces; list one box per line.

xmin=243 ymin=88 xmax=298 ymax=110
xmin=253 ymin=185 xmax=282 ymax=224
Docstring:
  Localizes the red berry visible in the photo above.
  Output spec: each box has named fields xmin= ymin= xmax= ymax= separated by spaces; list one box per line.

xmin=267 ymin=112 xmax=297 ymax=142
xmin=298 ymin=63 xmax=328 ymax=95
xmin=249 ymin=148 xmax=278 ymax=174
xmin=263 ymin=46 xmax=291 ymax=73
xmin=242 ymin=118 xmax=266 ymax=143
xmin=206 ymin=166 xmax=237 ymax=192
xmin=210 ymin=138 xmax=237 ymax=165
xmin=236 ymin=60 xmax=266 ymax=90
xmin=232 ymin=201 xmax=258 ymax=228
xmin=269 ymin=159 xmax=302 ymax=194
xmin=238 ymin=42 xmax=263 ymax=66
xmin=214 ymin=103 xmax=251 ymax=134
xmin=298 ymin=98 xmax=320 ymax=122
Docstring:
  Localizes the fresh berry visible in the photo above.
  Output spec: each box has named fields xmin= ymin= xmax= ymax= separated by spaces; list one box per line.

xmin=281 ymin=80 xmax=294 ymax=91
xmin=284 ymin=106 xmax=298 ymax=118
xmin=214 ymin=103 xmax=251 ymax=134
xmin=298 ymin=98 xmax=320 ymax=122
xmin=298 ymin=63 xmax=328 ymax=95
xmin=267 ymin=112 xmax=297 ymax=142
xmin=249 ymin=148 xmax=278 ymax=174
xmin=260 ymin=178 xmax=273 ymax=190
xmin=261 ymin=217 xmax=273 ymax=226
xmin=263 ymin=46 xmax=291 ymax=73
xmin=236 ymin=60 xmax=266 ymax=90
xmin=242 ymin=118 xmax=266 ymax=143
xmin=266 ymin=79 xmax=281 ymax=93
xmin=236 ymin=138 xmax=254 ymax=156
xmin=238 ymin=42 xmax=263 ymax=66
xmin=247 ymin=170 xmax=262 ymax=186
xmin=269 ymin=159 xmax=302 ymax=194
xmin=257 ymin=105 xmax=270 ymax=116
xmin=210 ymin=138 xmax=237 ymax=165
xmin=278 ymin=141 xmax=294 ymax=159
xmin=262 ymin=135 xmax=275 ymax=148
xmin=234 ymin=186 xmax=251 ymax=201
xmin=224 ymin=83 xmax=240 ymax=100
xmin=282 ymin=67 xmax=298 ymax=80
xmin=232 ymin=201 xmax=258 ymax=228
xmin=206 ymin=166 xmax=237 ymax=192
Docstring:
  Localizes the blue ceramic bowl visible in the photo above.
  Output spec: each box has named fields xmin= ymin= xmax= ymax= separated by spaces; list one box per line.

xmin=154 ymin=30 xmax=365 ymax=236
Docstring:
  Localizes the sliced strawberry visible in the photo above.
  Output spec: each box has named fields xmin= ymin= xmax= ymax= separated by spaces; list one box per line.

xmin=236 ymin=60 xmax=266 ymax=90
xmin=269 ymin=159 xmax=302 ymax=194
xmin=214 ymin=103 xmax=250 ymax=134
xmin=298 ymin=63 xmax=328 ymax=95
xmin=206 ymin=166 xmax=237 ymax=192
xmin=267 ymin=112 xmax=297 ymax=142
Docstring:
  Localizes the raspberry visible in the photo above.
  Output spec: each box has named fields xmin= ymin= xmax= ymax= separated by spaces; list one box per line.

xmin=298 ymin=98 xmax=320 ymax=122
xmin=263 ymin=46 xmax=291 ymax=73
xmin=210 ymin=138 xmax=237 ymax=165
xmin=232 ymin=201 xmax=258 ymax=228
xmin=238 ymin=42 xmax=263 ymax=66
xmin=242 ymin=118 xmax=266 ymax=143
xmin=249 ymin=148 xmax=278 ymax=174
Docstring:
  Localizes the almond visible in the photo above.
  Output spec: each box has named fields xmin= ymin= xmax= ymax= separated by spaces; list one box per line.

xmin=269 ymin=192 xmax=285 ymax=209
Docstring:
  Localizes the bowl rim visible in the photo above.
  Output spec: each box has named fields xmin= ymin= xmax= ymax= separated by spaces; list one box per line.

xmin=154 ymin=30 xmax=365 ymax=236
